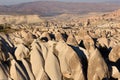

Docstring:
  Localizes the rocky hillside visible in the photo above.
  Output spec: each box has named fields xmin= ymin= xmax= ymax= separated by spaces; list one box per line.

xmin=0 ymin=9 xmax=120 ymax=80
xmin=0 ymin=1 xmax=120 ymax=16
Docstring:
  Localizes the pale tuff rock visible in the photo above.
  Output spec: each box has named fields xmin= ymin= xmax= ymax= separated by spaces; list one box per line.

xmin=75 ymin=35 xmax=82 ymax=44
xmin=14 ymin=37 xmax=25 ymax=45
xmin=66 ymin=32 xmax=78 ymax=46
xmin=20 ymin=30 xmax=35 ymax=44
xmin=21 ymin=58 xmax=35 ymax=80
xmin=87 ymin=48 xmax=109 ymax=80
xmin=36 ymin=31 xmax=42 ymax=37
xmin=0 ymin=27 xmax=118 ymax=80
xmin=30 ymin=41 xmax=49 ymax=80
xmin=55 ymin=41 xmax=85 ymax=80
xmin=55 ymin=41 xmax=72 ymax=76
xmin=0 ymin=15 xmax=44 ymax=24
xmin=40 ymin=32 xmax=51 ymax=41
xmin=105 ymin=9 xmax=120 ymax=18
xmin=109 ymin=38 xmax=117 ymax=48
xmin=109 ymin=45 xmax=120 ymax=62
xmin=15 ymin=44 xmax=30 ymax=60
xmin=97 ymin=37 xmax=109 ymax=48
xmin=79 ymin=47 xmax=90 ymax=59
xmin=0 ymin=63 xmax=8 ymax=80
xmin=0 ymin=9 xmax=120 ymax=80
xmin=83 ymin=34 xmax=95 ymax=53
xmin=37 ymin=41 xmax=49 ymax=60
xmin=0 ymin=33 xmax=14 ymax=48
xmin=32 ymin=28 xmax=42 ymax=37
xmin=54 ymin=32 xmax=65 ymax=42
xmin=112 ymin=66 xmax=120 ymax=79
xmin=78 ymin=28 xmax=87 ymax=39
xmin=24 ymin=15 xmax=44 ymax=24
xmin=45 ymin=41 xmax=62 ymax=80
xmin=10 ymin=59 xmax=29 ymax=80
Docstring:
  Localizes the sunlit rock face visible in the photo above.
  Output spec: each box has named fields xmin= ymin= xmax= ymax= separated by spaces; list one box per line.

xmin=0 ymin=9 xmax=120 ymax=80
xmin=109 ymin=45 xmax=120 ymax=62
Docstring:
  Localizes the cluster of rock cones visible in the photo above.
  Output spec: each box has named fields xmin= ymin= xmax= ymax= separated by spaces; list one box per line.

xmin=0 ymin=26 xmax=120 ymax=80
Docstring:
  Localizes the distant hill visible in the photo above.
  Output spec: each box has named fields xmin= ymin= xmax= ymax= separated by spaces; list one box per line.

xmin=107 ymin=0 xmax=120 ymax=3
xmin=0 ymin=1 xmax=120 ymax=16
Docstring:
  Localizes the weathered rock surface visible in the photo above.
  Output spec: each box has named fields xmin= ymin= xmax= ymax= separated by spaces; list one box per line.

xmin=109 ymin=45 xmax=120 ymax=62
xmin=0 ymin=9 xmax=120 ymax=80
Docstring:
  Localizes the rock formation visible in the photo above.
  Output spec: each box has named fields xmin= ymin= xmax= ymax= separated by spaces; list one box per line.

xmin=0 ymin=9 xmax=120 ymax=80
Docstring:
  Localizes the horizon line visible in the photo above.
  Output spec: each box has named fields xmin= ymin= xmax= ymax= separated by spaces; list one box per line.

xmin=0 ymin=0 xmax=117 ymax=6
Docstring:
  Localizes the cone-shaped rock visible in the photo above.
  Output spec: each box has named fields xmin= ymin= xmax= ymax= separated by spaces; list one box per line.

xmin=55 ymin=41 xmax=85 ymax=80
xmin=87 ymin=48 xmax=109 ymax=80
xmin=30 ymin=41 xmax=49 ymax=80
xmin=45 ymin=41 xmax=62 ymax=80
